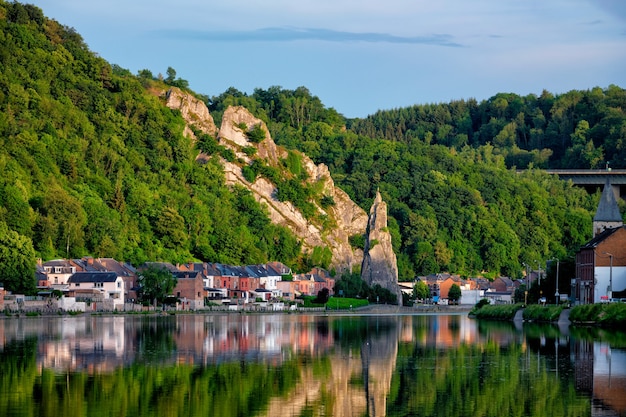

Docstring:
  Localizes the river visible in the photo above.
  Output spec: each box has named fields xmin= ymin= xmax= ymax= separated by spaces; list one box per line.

xmin=0 ymin=312 xmax=624 ymax=416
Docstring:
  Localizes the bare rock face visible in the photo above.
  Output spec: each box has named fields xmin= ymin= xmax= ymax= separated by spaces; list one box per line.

xmin=217 ymin=106 xmax=368 ymax=273
xmin=164 ymin=88 xmax=217 ymax=138
xmin=161 ymin=88 xmax=368 ymax=272
xmin=361 ymin=191 xmax=402 ymax=304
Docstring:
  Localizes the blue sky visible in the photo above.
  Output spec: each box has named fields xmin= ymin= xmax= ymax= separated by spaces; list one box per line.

xmin=26 ymin=0 xmax=626 ymax=118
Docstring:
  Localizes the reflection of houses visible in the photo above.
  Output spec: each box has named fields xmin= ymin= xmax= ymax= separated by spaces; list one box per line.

xmin=575 ymin=178 xmax=625 ymax=304
xmin=592 ymin=343 xmax=626 ymax=415
xmin=67 ymin=272 xmax=124 ymax=310
xmin=574 ymin=339 xmax=626 ymax=416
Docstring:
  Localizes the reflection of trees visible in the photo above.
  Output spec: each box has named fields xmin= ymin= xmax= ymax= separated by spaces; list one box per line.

xmin=1 ymin=353 xmax=302 ymax=417
xmin=332 ymin=316 xmax=397 ymax=350
xmin=388 ymin=342 xmax=590 ymax=416
xmin=0 ymin=338 xmax=39 ymax=415
xmin=136 ymin=316 xmax=177 ymax=364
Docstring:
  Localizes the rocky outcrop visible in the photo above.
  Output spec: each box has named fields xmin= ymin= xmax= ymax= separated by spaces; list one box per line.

xmin=361 ymin=190 xmax=402 ymax=304
xmin=218 ymin=106 xmax=368 ymax=273
xmin=164 ymin=88 xmax=218 ymax=138
xmin=165 ymin=90 xmax=368 ymax=273
xmin=217 ymin=106 xmax=282 ymax=164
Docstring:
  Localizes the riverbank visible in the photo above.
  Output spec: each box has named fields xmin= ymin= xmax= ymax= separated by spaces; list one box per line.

xmin=470 ymin=303 xmax=626 ymax=328
xmin=2 ymin=303 xmax=474 ymax=318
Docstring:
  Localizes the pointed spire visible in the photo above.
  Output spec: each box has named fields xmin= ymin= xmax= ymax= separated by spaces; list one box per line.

xmin=594 ymin=178 xmax=621 ymax=222
xmin=593 ymin=177 xmax=623 ymax=236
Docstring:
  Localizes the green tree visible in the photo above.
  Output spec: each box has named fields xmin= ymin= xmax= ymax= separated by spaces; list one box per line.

xmin=413 ymin=280 xmax=430 ymax=301
xmin=0 ymin=221 xmax=36 ymax=295
xmin=137 ymin=266 xmax=177 ymax=306
xmin=448 ymin=283 xmax=462 ymax=304
xmin=165 ymin=67 xmax=176 ymax=84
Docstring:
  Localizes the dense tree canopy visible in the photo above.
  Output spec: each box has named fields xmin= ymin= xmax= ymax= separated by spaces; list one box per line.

xmin=0 ymin=221 xmax=36 ymax=294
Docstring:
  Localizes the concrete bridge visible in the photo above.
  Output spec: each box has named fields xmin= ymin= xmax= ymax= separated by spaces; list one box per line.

xmin=544 ymin=169 xmax=626 ymax=198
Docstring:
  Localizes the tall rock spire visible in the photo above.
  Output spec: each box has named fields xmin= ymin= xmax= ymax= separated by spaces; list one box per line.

xmin=361 ymin=190 xmax=402 ymax=305
xmin=593 ymin=177 xmax=623 ymax=236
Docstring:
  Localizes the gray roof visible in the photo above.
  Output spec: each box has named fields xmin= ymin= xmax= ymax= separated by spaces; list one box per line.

xmin=581 ymin=225 xmax=625 ymax=249
xmin=68 ymin=272 xmax=118 ymax=283
xmin=172 ymin=271 xmax=200 ymax=279
xmin=594 ymin=178 xmax=622 ymax=222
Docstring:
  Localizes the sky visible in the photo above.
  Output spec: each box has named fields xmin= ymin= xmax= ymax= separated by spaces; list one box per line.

xmin=25 ymin=0 xmax=626 ymax=118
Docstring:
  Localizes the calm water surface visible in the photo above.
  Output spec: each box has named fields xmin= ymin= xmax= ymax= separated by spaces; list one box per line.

xmin=1 ymin=313 xmax=625 ymax=417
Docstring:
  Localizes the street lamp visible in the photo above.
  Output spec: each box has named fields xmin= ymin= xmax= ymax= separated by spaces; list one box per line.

xmin=553 ymin=259 xmax=560 ymax=304
xmin=604 ymin=252 xmax=613 ymax=300
xmin=522 ymin=262 xmax=529 ymax=305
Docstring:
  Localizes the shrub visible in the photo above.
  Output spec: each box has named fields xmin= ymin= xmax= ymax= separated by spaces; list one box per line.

xmin=474 ymin=298 xmax=490 ymax=309
xmin=245 ymin=124 xmax=266 ymax=143
xmin=320 ymin=195 xmax=335 ymax=208
xmin=241 ymin=146 xmax=257 ymax=157
xmin=242 ymin=165 xmax=256 ymax=183
xmin=220 ymin=147 xmax=235 ymax=162
xmin=349 ymin=234 xmax=366 ymax=249
xmin=523 ymin=304 xmax=564 ymax=322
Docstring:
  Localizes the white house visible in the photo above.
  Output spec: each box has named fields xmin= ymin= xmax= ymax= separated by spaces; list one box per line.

xmin=67 ymin=272 xmax=125 ymax=310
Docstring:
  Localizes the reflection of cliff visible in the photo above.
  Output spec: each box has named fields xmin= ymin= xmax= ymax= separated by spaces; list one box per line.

xmin=265 ymin=317 xmax=399 ymax=417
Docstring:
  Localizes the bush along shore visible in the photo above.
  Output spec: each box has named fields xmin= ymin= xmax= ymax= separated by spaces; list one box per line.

xmin=469 ymin=302 xmax=626 ymax=328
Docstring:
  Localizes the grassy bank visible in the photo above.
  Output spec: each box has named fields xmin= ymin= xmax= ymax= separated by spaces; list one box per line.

xmin=302 ymin=296 xmax=369 ymax=310
xmin=470 ymin=302 xmax=626 ymax=327
xmin=469 ymin=303 xmax=523 ymax=320
xmin=569 ymin=303 xmax=626 ymax=327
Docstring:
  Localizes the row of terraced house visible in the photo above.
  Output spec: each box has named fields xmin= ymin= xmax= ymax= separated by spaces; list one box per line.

xmin=29 ymin=257 xmax=335 ymax=311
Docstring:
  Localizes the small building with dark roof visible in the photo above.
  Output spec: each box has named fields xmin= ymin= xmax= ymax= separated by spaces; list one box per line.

xmin=67 ymin=272 xmax=124 ymax=310
xmin=576 ymin=177 xmax=625 ymax=304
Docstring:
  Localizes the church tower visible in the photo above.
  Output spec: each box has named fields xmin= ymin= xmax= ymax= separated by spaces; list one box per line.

xmin=593 ymin=178 xmax=623 ymax=236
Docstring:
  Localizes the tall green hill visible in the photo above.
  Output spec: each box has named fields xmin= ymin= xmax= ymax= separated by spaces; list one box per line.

xmin=0 ymin=1 xmax=301 ymax=270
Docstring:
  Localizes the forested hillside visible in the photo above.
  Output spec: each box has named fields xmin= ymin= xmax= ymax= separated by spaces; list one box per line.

xmin=0 ymin=1 xmax=623 ymax=291
xmin=0 ymin=1 xmax=302 ymax=280
xmin=348 ymin=87 xmax=626 ymax=170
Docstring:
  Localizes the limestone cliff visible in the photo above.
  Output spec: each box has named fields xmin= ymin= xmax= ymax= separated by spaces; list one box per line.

xmin=164 ymin=89 xmax=368 ymax=273
xmin=361 ymin=190 xmax=402 ymax=304
xmin=164 ymin=88 xmax=218 ymax=138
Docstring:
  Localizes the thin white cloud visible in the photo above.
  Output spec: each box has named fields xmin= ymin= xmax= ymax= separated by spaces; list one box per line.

xmin=155 ymin=27 xmax=464 ymax=46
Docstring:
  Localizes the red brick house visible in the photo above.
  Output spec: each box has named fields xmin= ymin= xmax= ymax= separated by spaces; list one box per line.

xmin=576 ymin=226 xmax=626 ymax=304
xmin=172 ymin=271 xmax=204 ymax=310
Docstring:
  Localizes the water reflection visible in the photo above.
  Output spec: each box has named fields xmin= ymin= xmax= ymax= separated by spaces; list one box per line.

xmin=0 ymin=314 xmax=624 ymax=416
